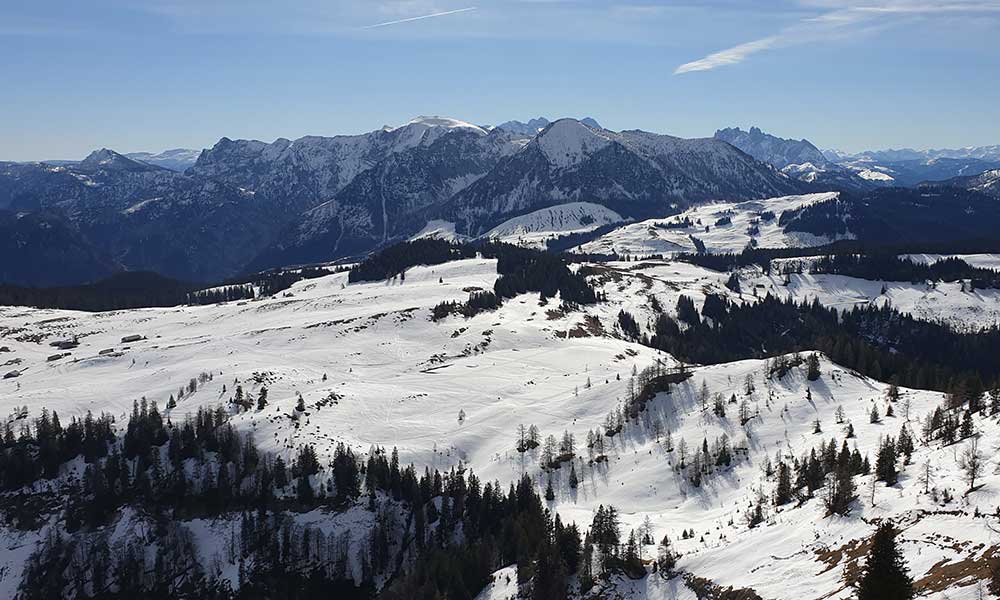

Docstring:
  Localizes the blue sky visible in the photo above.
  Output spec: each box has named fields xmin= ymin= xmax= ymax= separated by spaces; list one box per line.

xmin=3 ymin=0 xmax=999 ymax=161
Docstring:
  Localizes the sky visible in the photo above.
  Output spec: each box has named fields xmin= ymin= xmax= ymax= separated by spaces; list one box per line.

xmin=2 ymin=0 xmax=1000 ymax=161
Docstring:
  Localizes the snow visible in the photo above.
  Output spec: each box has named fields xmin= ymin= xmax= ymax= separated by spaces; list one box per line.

xmin=536 ymin=119 xmax=612 ymax=168
xmin=902 ymin=254 xmax=1000 ymax=272
xmin=738 ymin=266 xmax=1000 ymax=331
xmin=576 ymin=192 xmax=841 ymax=256
xmin=397 ymin=116 xmax=488 ymax=136
xmin=484 ymin=202 xmax=623 ymax=248
xmin=1 ymin=255 xmax=998 ymax=598
xmin=856 ymin=168 xmax=894 ymax=182
xmin=473 ymin=565 xmax=519 ymax=600
xmin=411 ymin=219 xmax=465 ymax=242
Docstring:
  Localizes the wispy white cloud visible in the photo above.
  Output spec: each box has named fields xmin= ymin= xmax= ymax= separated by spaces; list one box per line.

xmin=674 ymin=0 xmax=1000 ymax=74
xmin=360 ymin=6 xmax=477 ymax=29
xmin=674 ymin=36 xmax=778 ymax=74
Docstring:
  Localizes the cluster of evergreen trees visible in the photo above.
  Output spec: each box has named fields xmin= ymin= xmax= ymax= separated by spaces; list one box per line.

xmin=492 ymin=244 xmax=597 ymax=305
xmin=772 ymin=436 xmax=868 ymax=515
xmin=0 ymin=408 xmax=115 ymax=492
xmin=0 ymin=265 xmax=337 ymax=312
xmin=633 ymin=293 xmax=999 ymax=394
xmin=348 ymin=239 xmax=476 ymax=283
xmin=675 ymin=238 xmax=1000 ymax=277
xmin=0 ymin=271 xmax=201 ymax=312
xmin=3 ymin=396 xmax=631 ymax=600
xmin=187 ymin=283 xmax=256 ymax=305
xmin=809 ymin=254 xmax=1000 ymax=289
xmin=431 ymin=290 xmax=503 ymax=321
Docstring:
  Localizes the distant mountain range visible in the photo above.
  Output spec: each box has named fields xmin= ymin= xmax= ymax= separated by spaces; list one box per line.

xmin=495 ymin=117 xmax=602 ymax=136
xmin=4 ymin=117 xmax=998 ymax=287
xmin=716 ymin=125 xmax=1000 ymax=189
xmin=125 ymin=148 xmax=202 ymax=172
xmin=714 ymin=127 xmax=830 ymax=170
xmin=824 ymin=145 xmax=1000 ymax=163
xmin=0 ymin=116 xmax=798 ymax=286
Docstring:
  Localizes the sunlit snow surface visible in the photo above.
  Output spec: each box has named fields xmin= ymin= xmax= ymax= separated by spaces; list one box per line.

xmin=576 ymin=192 xmax=843 ymax=256
xmin=1 ymin=255 xmax=998 ymax=599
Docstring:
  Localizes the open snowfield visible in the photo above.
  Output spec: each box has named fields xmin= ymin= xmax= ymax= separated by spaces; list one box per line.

xmin=2 ymin=257 xmax=999 ymax=598
xmin=575 ymin=193 xmax=842 ymax=256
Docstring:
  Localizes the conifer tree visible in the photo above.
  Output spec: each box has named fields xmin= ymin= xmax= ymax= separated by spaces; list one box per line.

xmin=857 ymin=523 xmax=913 ymax=600
xmin=806 ymin=353 xmax=821 ymax=381
xmin=876 ymin=439 xmax=898 ymax=485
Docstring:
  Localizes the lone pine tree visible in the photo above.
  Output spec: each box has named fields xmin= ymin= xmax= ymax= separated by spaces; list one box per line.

xmin=857 ymin=522 xmax=913 ymax=600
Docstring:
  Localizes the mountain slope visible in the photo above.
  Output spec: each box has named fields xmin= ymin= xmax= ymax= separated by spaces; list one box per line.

xmin=933 ymin=168 xmax=1000 ymax=198
xmin=125 ymin=148 xmax=202 ymax=172
xmin=0 ymin=150 xmax=273 ymax=283
xmin=248 ymin=128 xmax=525 ymax=269
xmin=0 ymin=210 xmax=119 ymax=286
xmin=3 ymin=117 xmax=805 ymax=284
xmin=1 ymin=253 xmax=997 ymax=598
xmin=439 ymin=119 xmax=802 ymax=237
xmin=577 ymin=192 xmax=840 ymax=256
xmin=779 ymin=186 xmax=1000 ymax=243
xmin=714 ymin=126 xmax=830 ymax=169
xmin=484 ymin=201 xmax=623 ymax=248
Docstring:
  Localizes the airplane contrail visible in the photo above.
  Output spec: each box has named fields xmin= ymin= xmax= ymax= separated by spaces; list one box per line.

xmin=361 ymin=7 xmax=477 ymax=29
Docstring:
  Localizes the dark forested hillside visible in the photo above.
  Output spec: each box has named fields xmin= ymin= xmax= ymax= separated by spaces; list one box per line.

xmin=778 ymin=186 xmax=1000 ymax=243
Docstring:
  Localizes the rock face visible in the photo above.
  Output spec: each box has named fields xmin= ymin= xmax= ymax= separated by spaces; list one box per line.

xmin=714 ymin=126 xmax=830 ymax=170
xmin=440 ymin=120 xmax=800 ymax=236
xmin=1 ymin=117 xmax=803 ymax=285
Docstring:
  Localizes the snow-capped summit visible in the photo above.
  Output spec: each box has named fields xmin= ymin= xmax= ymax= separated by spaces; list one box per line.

xmin=396 ymin=116 xmax=488 ymax=136
xmin=495 ymin=116 xmax=603 ymax=136
xmin=534 ymin=118 xmax=612 ymax=167
xmin=79 ymin=148 xmax=159 ymax=172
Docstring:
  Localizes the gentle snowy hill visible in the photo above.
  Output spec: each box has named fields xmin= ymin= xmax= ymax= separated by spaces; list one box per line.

xmin=576 ymin=192 xmax=841 ymax=256
xmin=484 ymin=202 xmax=623 ymax=248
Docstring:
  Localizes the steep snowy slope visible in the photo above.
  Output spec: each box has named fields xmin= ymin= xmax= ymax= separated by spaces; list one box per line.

xmin=484 ymin=202 xmax=623 ymax=248
xmin=576 ymin=192 xmax=840 ymax=256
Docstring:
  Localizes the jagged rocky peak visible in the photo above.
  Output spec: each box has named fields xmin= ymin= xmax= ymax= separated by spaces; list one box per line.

xmin=714 ymin=125 xmax=829 ymax=170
